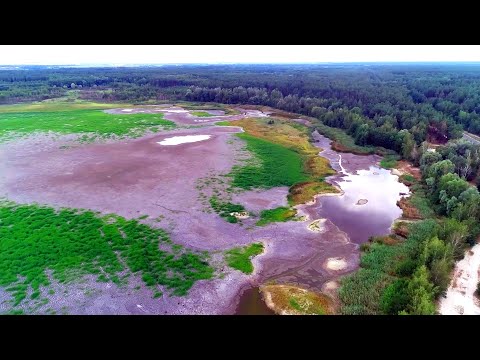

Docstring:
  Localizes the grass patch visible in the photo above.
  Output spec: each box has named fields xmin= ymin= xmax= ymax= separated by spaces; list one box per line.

xmin=315 ymin=122 xmax=375 ymax=155
xmin=222 ymin=118 xmax=336 ymax=205
xmin=231 ymin=133 xmax=310 ymax=189
xmin=191 ymin=111 xmax=212 ymax=117
xmin=0 ymin=202 xmax=214 ymax=308
xmin=288 ymin=181 xmax=339 ymax=205
xmin=176 ymin=102 xmax=239 ymax=115
xmin=0 ymin=100 xmax=128 ymax=113
xmin=209 ymin=196 xmax=246 ymax=223
xmin=256 ymin=207 xmax=297 ymax=226
xmin=380 ymin=155 xmax=400 ymax=169
xmin=225 ymin=243 xmax=264 ymax=274
xmin=408 ymin=184 xmax=436 ymax=218
xmin=399 ymin=174 xmax=417 ymax=186
xmin=0 ymin=105 xmax=175 ymax=141
xmin=261 ymin=285 xmax=333 ymax=315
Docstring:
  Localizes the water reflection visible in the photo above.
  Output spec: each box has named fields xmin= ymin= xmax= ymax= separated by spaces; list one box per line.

xmin=317 ymin=166 xmax=409 ymax=244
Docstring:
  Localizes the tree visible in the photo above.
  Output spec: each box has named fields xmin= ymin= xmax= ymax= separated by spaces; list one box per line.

xmin=439 ymin=218 xmax=469 ymax=258
xmin=397 ymin=129 xmax=416 ymax=160
xmin=420 ymin=151 xmax=442 ymax=175
xmin=407 ymin=266 xmax=436 ymax=315
xmin=380 ymin=279 xmax=410 ymax=315
xmin=430 ymin=258 xmax=452 ymax=295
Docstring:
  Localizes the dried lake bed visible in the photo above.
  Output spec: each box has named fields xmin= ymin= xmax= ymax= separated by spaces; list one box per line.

xmin=0 ymin=106 xmax=409 ymax=314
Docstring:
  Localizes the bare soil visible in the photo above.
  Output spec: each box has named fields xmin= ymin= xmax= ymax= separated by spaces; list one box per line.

xmin=0 ymin=107 xmax=387 ymax=315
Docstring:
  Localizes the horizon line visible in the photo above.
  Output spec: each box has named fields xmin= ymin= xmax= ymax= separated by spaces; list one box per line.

xmin=3 ymin=61 xmax=480 ymax=67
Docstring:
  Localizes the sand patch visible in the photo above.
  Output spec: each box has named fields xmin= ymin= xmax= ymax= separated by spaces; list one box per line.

xmin=164 ymin=109 xmax=189 ymax=113
xmin=308 ymin=219 xmax=327 ymax=233
xmin=356 ymin=199 xmax=368 ymax=205
xmin=322 ymin=280 xmax=339 ymax=292
xmin=121 ymin=109 xmax=134 ymax=112
xmin=158 ymin=135 xmax=211 ymax=146
xmin=439 ymin=242 xmax=480 ymax=315
xmin=230 ymin=211 xmax=250 ymax=220
xmin=324 ymin=257 xmax=348 ymax=271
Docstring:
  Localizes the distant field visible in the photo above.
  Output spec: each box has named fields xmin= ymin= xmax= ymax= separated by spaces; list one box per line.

xmin=0 ymin=101 xmax=175 ymax=141
xmin=0 ymin=100 xmax=126 ymax=113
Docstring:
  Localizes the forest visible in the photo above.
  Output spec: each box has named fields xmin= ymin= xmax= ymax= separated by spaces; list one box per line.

xmin=4 ymin=64 xmax=480 ymax=151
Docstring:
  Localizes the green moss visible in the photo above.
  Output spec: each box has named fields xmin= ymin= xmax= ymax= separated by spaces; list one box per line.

xmin=0 ymin=202 xmax=214 ymax=307
xmin=225 ymin=243 xmax=264 ymax=274
xmin=256 ymin=207 xmax=297 ymax=226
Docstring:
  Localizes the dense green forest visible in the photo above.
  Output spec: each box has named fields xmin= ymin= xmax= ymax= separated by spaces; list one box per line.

xmin=3 ymin=64 xmax=480 ymax=153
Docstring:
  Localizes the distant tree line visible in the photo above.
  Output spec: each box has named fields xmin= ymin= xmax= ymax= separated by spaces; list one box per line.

xmin=4 ymin=64 xmax=480 ymax=151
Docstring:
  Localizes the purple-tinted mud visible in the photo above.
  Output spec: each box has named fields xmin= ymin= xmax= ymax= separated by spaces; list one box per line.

xmin=0 ymin=108 xmax=406 ymax=314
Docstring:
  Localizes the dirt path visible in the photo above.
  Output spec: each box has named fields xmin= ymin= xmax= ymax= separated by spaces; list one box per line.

xmin=439 ymin=243 xmax=480 ymax=315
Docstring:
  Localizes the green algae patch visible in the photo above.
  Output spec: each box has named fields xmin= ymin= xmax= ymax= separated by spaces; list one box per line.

xmin=225 ymin=243 xmax=264 ymax=274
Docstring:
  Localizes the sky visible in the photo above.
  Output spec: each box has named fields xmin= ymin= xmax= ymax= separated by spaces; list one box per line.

xmin=2 ymin=45 xmax=480 ymax=65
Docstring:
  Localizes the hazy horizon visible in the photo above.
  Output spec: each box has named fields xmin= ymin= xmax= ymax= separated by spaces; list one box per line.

xmin=2 ymin=45 xmax=480 ymax=65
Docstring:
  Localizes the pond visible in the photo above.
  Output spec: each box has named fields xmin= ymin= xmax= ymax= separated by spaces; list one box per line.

xmin=235 ymin=131 xmax=409 ymax=315
xmin=316 ymin=165 xmax=409 ymax=244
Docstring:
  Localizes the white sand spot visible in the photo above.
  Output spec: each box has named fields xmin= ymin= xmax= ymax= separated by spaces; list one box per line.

xmin=164 ymin=109 xmax=189 ymax=113
xmin=157 ymin=135 xmax=211 ymax=146
xmin=324 ymin=257 xmax=348 ymax=271
xmin=230 ymin=211 xmax=250 ymax=219
xmin=121 ymin=109 xmax=134 ymax=112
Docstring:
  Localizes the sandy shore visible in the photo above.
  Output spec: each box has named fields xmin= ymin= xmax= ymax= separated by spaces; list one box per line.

xmin=439 ymin=242 xmax=480 ymax=315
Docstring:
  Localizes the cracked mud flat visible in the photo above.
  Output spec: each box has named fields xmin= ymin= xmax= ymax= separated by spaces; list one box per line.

xmin=0 ymin=107 xmax=407 ymax=314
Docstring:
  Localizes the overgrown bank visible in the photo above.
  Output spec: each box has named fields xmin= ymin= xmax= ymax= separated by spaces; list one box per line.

xmin=223 ymin=117 xmax=337 ymax=206
xmin=339 ymin=144 xmax=480 ymax=315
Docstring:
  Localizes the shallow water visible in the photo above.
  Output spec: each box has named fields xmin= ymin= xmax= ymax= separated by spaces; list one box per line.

xmin=234 ymin=287 xmax=274 ymax=315
xmin=316 ymin=166 xmax=409 ymax=244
